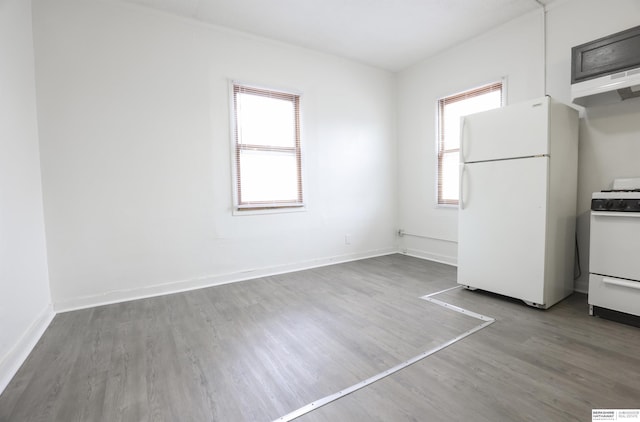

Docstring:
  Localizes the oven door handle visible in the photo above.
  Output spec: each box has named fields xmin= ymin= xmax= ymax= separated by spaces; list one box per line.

xmin=592 ymin=211 xmax=640 ymax=218
xmin=603 ymin=277 xmax=640 ymax=290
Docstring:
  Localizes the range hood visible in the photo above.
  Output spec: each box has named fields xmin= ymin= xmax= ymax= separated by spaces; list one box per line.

xmin=571 ymin=25 xmax=640 ymax=107
xmin=571 ymin=68 xmax=640 ymax=107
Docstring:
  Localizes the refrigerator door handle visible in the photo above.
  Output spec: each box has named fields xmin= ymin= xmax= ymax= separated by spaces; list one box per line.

xmin=459 ymin=163 xmax=466 ymax=210
xmin=460 ymin=117 xmax=468 ymax=163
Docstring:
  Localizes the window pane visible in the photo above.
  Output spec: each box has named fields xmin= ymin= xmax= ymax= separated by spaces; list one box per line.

xmin=237 ymin=93 xmax=295 ymax=148
xmin=437 ymin=82 xmax=502 ymax=205
xmin=441 ymin=151 xmax=459 ymax=202
xmin=442 ymin=90 xmax=501 ymax=150
xmin=239 ymin=150 xmax=299 ymax=203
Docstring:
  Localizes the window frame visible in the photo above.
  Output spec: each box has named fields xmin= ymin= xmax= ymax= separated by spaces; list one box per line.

xmin=229 ymin=81 xmax=305 ymax=215
xmin=436 ymin=80 xmax=504 ymax=207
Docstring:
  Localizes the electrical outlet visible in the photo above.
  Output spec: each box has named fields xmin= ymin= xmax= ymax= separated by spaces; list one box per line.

xmin=345 ymin=234 xmax=351 ymax=245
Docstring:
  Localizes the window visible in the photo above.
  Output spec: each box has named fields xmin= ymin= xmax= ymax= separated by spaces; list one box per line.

xmin=232 ymin=83 xmax=303 ymax=211
xmin=437 ymin=81 xmax=503 ymax=205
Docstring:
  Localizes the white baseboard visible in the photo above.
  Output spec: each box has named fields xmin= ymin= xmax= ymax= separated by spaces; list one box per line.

xmin=54 ymin=246 xmax=589 ymax=313
xmin=402 ymin=248 xmax=457 ymax=267
xmin=0 ymin=303 xmax=55 ymax=396
xmin=573 ymin=279 xmax=588 ymax=294
xmin=402 ymin=250 xmax=590 ymax=296
xmin=54 ymin=248 xmax=397 ymax=313
xmin=1 ymin=247 xmax=585 ymax=396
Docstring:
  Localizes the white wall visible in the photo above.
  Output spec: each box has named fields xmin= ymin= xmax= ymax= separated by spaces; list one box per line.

xmin=397 ymin=0 xmax=640 ymax=293
xmin=396 ymin=10 xmax=545 ymax=265
xmin=24 ymin=0 xmax=640 ymax=316
xmin=2 ymin=0 xmax=634 ymax=396
xmin=544 ymin=0 xmax=640 ymax=292
xmin=0 ymin=0 xmax=54 ymax=394
xmin=32 ymin=0 xmax=398 ymax=311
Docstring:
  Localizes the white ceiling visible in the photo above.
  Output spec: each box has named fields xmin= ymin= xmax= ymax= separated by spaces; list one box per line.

xmin=118 ymin=0 xmax=554 ymax=72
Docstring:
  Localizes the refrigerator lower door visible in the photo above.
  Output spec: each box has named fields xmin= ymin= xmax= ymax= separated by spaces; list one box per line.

xmin=458 ymin=157 xmax=548 ymax=305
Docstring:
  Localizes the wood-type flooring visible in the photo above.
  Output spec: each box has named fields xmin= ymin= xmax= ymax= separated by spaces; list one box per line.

xmin=1 ymin=254 xmax=639 ymax=421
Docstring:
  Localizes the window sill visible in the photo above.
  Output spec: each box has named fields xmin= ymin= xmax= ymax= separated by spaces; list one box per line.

xmin=233 ymin=204 xmax=306 ymax=216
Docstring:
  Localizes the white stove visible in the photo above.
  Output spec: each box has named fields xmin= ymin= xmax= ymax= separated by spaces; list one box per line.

xmin=589 ymin=178 xmax=640 ymax=324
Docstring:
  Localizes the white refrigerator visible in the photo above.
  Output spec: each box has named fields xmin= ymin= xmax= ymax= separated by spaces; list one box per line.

xmin=457 ymin=96 xmax=579 ymax=309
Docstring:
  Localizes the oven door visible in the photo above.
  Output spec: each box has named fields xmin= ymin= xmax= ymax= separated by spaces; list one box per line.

xmin=589 ymin=211 xmax=640 ymax=280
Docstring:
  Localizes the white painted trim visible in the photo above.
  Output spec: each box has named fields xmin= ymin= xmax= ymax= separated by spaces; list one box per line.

xmin=0 ymin=303 xmax=55 ymax=395
xmin=275 ymin=282 xmax=495 ymax=421
xmin=405 ymin=250 xmax=587 ymax=295
xmin=574 ymin=279 xmax=588 ymax=295
xmin=54 ymin=248 xmax=397 ymax=313
xmin=2 ymin=248 xmax=585 ymax=397
xmin=402 ymin=248 xmax=457 ymax=267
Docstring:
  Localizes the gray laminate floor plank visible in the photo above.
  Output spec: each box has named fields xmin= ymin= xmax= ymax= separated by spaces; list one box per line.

xmin=300 ymin=283 xmax=640 ymax=422
xmin=1 ymin=254 xmax=639 ymax=422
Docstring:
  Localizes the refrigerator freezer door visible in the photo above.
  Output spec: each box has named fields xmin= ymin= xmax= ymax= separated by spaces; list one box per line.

xmin=458 ymin=157 xmax=548 ymax=305
xmin=461 ymin=97 xmax=549 ymax=163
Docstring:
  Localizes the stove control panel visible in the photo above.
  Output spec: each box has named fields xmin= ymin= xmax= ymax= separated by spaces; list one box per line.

xmin=591 ymin=198 xmax=640 ymax=212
